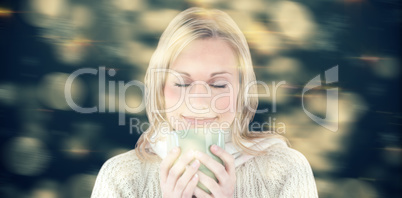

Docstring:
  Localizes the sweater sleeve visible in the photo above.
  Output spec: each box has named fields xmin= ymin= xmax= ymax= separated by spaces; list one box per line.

xmin=277 ymin=147 xmax=319 ymax=198
xmin=91 ymin=150 xmax=147 ymax=198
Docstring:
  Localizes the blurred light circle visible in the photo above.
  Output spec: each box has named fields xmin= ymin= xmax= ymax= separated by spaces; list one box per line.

xmin=72 ymin=122 xmax=101 ymax=139
xmin=22 ymin=10 xmax=53 ymax=28
xmin=23 ymin=0 xmax=67 ymax=28
xmin=38 ymin=72 xmax=85 ymax=110
xmin=31 ymin=189 xmax=58 ymax=198
xmin=303 ymin=91 xmax=328 ymax=117
xmin=113 ymin=0 xmax=146 ymax=11
xmin=104 ymin=93 xmax=118 ymax=112
xmin=228 ymin=11 xmax=283 ymax=53
xmin=225 ymin=10 xmax=253 ymax=32
xmin=277 ymin=109 xmax=345 ymax=172
xmin=254 ymin=82 xmax=290 ymax=104
xmin=186 ymin=0 xmax=219 ymax=7
xmin=125 ymin=92 xmax=145 ymax=114
xmin=139 ymin=9 xmax=179 ymax=34
xmin=230 ymin=0 xmax=267 ymax=13
xmin=275 ymin=1 xmax=315 ymax=42
xmin=3 ymin=137 xmax=50 ymax=176
xmin=338 ymin=92 xmax=367 ymax=123
xmin=22 ymin=122 xmax=47 ymax=138
xmin=31 ymin=0 xmax=66 ymax=17
xmin=0 ymin=83 xmax=18 ymax=106
xmin=245 ymin=23 xmax=283 ymax=55
xmin=54 ymin=41 xmax=87 ymax=65
xmin=315 ymin=178 xmax=336 ymax=197
xmin=302 ymin=91 xmax=367 ymax=124
xmin=71 ymin=5 xmax=94 ymax=29
xmin=266 ymin=57 xmax=301 ymax=76
xmin=115 ymin=24 xmax=133 ymax=42
xmin=29 ymin=180 xmax=60 ymax=198
xmin=124 ymin=41 xmax=154 ymax=68
xmin=61 ymin=137 xmax=90 ymax=159
xmin=373 ymin=56 xmax=400 ymax=79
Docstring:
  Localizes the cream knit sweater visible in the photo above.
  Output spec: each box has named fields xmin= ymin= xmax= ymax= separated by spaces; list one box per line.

xmin=91 ymin=141 xmax=318 ymax=198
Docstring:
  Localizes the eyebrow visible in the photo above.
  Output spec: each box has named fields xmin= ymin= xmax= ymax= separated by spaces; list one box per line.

xmin=211 ymin=71 xmax=232 ymax=77
xmin=173 ymin=70 xmax=232 ymax=77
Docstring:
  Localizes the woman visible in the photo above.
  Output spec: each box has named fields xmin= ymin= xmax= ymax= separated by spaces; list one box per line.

xmin=91 ymin=7 xmax=318 ymax=198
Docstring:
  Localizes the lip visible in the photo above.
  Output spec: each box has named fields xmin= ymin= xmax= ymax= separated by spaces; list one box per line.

xmin=181 ymin=115 xmax=217 ymax=125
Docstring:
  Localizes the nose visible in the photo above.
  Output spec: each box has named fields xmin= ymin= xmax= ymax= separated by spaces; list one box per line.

xmin=186 ymin=81 xmax=211 ymax=112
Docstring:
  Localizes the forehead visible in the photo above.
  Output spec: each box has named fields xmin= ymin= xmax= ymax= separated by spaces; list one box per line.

xmin=170 ymin=38 xmax=238 ymax=76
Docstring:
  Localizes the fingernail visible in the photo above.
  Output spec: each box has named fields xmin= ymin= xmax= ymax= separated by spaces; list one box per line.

xmin=211 ymin=145 xmax=218 ymax=152
xmin=192 ymin=173 xmax=198 ymax=181
xmin=191 ymin=159 xmax=199 ymax=168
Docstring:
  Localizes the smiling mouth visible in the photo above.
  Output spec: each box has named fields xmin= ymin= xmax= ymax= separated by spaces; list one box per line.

xmin=181 ymin=115 xmax=217 ymax=125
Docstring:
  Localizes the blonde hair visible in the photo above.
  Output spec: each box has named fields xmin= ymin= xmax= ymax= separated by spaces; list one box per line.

xmin=135 ymin=7 xmax=287 ymax=161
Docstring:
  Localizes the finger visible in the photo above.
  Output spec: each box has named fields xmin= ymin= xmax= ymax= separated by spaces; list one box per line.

xmin=181 ymin=173 xmax=199 ymax=198
xmin=166 ymin=150 xmax=196 ymax=188
xmin=194 ymin=187 xmax=212 ymax=198
xmin=197 ymin=171 xmax=221 ymax=197
xmin=210 ymin=145 xmax=236 ymax=177
xmin=174 ymin=159 xmax=200 ymax=194
xmin=160 ymin=147 xmax=180 ymax=184
xmin=194 ymin=150 xmax=229 ymax=183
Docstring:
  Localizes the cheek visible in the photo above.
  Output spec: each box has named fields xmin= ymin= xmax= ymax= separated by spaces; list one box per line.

xmin=214 ymin=96 xmax=232 ymax=110
xmin=164 ymin=85 xmax=182 ymax=109
xmin=214 ymin=87 xmax=238 ymax=109
xmin=214 ymin=91 xmax=238 ymax=120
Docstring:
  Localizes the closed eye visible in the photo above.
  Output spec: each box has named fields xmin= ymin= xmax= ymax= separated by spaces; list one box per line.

xmin=175 ymin=83 xmax=227 ymax=88
xmin=210 ymin=84 xmax=227 ymax=88
xmin=174 ymin=83 xmax=190 ymax=87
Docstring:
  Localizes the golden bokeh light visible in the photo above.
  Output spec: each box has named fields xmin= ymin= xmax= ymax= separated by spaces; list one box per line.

xmin=274 ymin=1 xmax=316 ymax=46
xmin=37 ymin=72 xmax=85 ymax=110
xmin=3 ymin=137 xmax=50 ymax=176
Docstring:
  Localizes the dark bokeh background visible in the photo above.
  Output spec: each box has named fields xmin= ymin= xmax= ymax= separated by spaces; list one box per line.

xmin=0 ymin=0 xmax=400 ymax=197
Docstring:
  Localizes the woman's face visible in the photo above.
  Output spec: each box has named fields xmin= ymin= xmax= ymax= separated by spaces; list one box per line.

xmin=164 ymin=38 xmax=239 ymax=131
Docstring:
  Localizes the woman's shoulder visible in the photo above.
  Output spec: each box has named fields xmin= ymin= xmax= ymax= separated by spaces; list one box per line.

xmin=102 ymin=149 xmax=138 ymax=167
xmin=266 ymin=140 xmax=310 ymax=163
xmin=252 ymin=138 xmax=318 ymax=197
xmin=92 ymin=150 xmax=161 ymax=197
xmin=253 ymin=138 xmax=314 ymax=175
xmin=234 ymin=137 xmax=318 ymax=197
xmin=97 ymin=150 xmax=138 ymax=177
xmin=97 ymin=149 xmax=159 ymax=179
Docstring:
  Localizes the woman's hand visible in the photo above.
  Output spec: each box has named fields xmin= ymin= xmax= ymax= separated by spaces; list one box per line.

xmin=160 ymin=147 xmax=200 ymax=198
xmin=193 ymin=145 xmax=236 ymax=198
